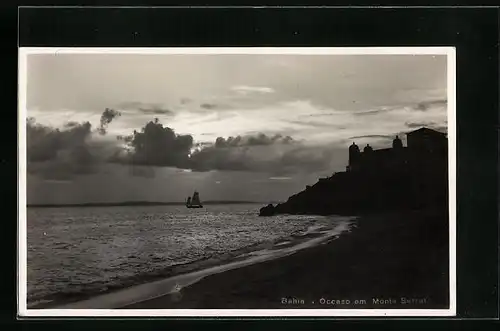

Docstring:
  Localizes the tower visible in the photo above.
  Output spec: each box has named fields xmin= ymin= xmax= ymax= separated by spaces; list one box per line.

xmin=393 ymin=135 xmax=403 ymax=149
xmin=348 ymin=142 xmax=361 ymax=170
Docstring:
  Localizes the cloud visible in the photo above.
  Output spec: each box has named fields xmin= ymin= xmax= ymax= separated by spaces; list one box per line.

xmin=27 ymin=121 xmax=90 ymax=180
xmin=27 ymin=117 xmax=92 ymax=163
xmin=106 ymin=93 xmax=448 ymax=175
xmin=114 ymin=118 xmax=194 ymax=168
xmin=117 ymin=101 xmax=175 ymax=115
xmin=117 ymin=101 xmax=150 ymax=110
xmin=138 ymin=108 xmax=174 ymax=115
xmin=26 ymin=110 xmax=125 ymax=180
xmin=189 ymin=139 xmax=340 ymax=175
xmin=231 ymin=85 xmax=275 ymax=94
xmin=200 ymin=103 xmax=218 ymax=110
xmin=97 ymin=108 xmax=121 ymax=135
xmin=405 ymin=121 xmax=436 ymax=128
xmin=338 ymin=99 xmax=447 ymax=117
xmin=352 ymin=107 xmax=396 ymax=116
xmin=405 ymin=121 xmax=448 ymax=133
xmin=114 ymin=118 xmax=336 ymax=175
xmin=284 ymin=98 xmax=447 ymax=146
xmin=213 ymin=133 xmax=294 ymax=148
xmin=27 ymin=90 xmax=448 ymax=181
xmin=285 ymin=119 xmax=345 ymax=129
xmin=349 ymin=134 xmax=394 ymax=140
xmin=415 ymin=99 xmax=447 ymax=111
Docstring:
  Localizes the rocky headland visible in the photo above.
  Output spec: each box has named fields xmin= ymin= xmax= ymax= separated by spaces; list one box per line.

xmin=260 ymin=129 xmax=448 ymax=217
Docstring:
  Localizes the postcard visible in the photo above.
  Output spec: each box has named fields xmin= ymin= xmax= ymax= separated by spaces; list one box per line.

xmin=18 ymin=47 xmax=456 ymax=317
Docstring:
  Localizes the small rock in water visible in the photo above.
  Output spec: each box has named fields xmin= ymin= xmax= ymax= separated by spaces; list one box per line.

xmin=259 ymin=204 xmax=275 ymax=216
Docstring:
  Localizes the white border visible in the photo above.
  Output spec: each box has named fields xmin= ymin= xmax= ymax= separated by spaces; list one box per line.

xmin=18 ymin=47 xmax=456 ymax=317
xmin=18 ymin=47 xmax=28 ymax=317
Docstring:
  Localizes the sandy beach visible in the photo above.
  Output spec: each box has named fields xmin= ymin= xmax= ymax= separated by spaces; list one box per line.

xmin=123 ymin=208 xmax=449 ymax=309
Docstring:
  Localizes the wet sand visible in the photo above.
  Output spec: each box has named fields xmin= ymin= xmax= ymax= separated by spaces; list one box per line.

xmin=124 ymin=208 xmax=449 ymax=309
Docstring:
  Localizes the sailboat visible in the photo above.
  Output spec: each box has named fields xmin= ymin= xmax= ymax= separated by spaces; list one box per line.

xmin=186 ymin=191 xmax=203 ymax=208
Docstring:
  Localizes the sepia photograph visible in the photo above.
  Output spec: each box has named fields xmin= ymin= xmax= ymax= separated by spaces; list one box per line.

xmin=18 ymin=47 xmax=455 ymax=317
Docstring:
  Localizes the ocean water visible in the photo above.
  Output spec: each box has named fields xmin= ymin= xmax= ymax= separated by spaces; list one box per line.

xmin=26 ymin=204 xmax=355 ymax=308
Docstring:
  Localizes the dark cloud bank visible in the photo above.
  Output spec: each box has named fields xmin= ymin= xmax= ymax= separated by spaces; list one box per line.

xmin=27 ymin=118 xmax=100 ymax=180
xmin=113 ymin=119 xmax=334 ymax=175
xmin=27 ymin=97 xmax=447 ymax=180
xmin=27 ymin=114 xmax=339 ymax=180
xmin=26 ymin=108 xmax=123 ymax=180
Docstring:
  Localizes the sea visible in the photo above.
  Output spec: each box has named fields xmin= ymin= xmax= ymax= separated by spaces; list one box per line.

xmin=26 ymin=204 xmax=356 ymax=308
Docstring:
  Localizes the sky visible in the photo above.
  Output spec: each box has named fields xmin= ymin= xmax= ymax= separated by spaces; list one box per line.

xmin=24 ymin=52 xmax=448 ymax=204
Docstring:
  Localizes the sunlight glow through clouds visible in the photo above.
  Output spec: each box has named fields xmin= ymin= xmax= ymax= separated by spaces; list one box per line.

xmin=27 ymin=108 xmax=103 ymax=128
xmin=164 ymin=98 xmax=447 ymax=147
xmin=26 ymin=94 xmax=447 ymax=151
xmin=230 ymin=85 xmax=275 ymax=94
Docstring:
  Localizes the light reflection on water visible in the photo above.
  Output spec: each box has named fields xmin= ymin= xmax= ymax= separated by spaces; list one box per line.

xmin=27 ymin=204 xmax=352 ymax=307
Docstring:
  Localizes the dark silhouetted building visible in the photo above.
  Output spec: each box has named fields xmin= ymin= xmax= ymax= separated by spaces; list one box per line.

xmin=406 ymin=127 xmax=447 ymax=153
xmin=261 ymin=127 xmax=448 ymax=217
xmin=347 ymin=127 xmax=447 ymax=173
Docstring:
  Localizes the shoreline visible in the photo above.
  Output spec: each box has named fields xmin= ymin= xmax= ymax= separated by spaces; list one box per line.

xmin=123 ymin=208 xmax=449 ymax=309
xmin=31 ymin=217 xmax=355 ymax=309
